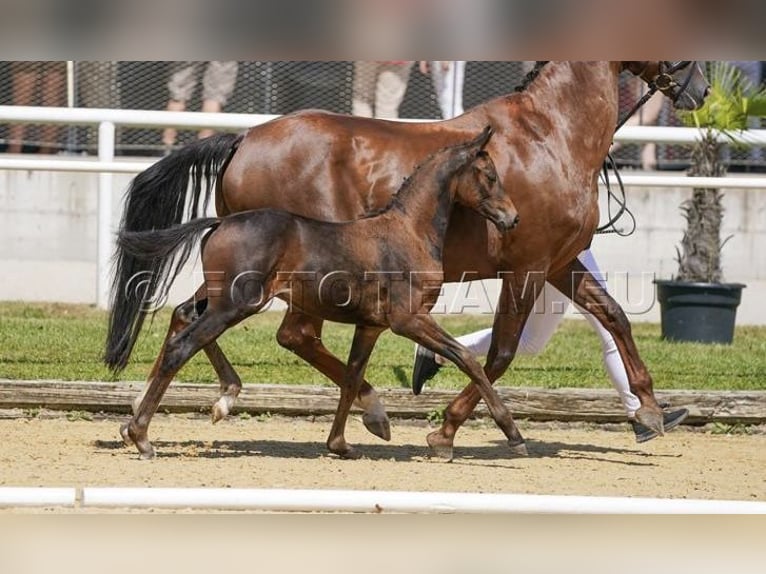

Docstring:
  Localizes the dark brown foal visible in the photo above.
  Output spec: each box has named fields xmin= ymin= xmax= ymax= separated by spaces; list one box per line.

xmin=117 ymin=127 xmax=521 ymax=460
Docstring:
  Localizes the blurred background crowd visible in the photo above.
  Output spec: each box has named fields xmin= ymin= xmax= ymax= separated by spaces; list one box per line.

xmin=1 ymin=60 xmax=764 ymax=171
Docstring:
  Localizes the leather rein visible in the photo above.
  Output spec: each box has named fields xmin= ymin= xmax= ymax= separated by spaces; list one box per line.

xmin=597 ymin=61 xmax=695 ymax=235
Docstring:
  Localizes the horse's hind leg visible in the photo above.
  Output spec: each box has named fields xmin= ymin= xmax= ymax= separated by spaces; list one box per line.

xmin=547 ymin=259 xmax=664 ymax=434
xmin=123 ymin=306 xmax=248 ymax=459
xmin=389 ymin=312 xmax=524 ymax=462
xmin=130 ymin=285 xmax=243 ymax=426
xmin=326 ymin=326 xmax=385 ymax=459
xmin=276 ymin=311 xmax=391 ymax=441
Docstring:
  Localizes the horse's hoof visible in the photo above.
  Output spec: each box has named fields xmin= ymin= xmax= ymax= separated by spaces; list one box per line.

xmin=119 ymin=422 xmax=134 ymax=447
xmin=137 ymin=447 xmax=156 ymax=461
xmin=328 ymin=440 xmax=362 ymax=460
xmin=362 ymin=411 xmax=391 ymax=442
xmin=508 ymin=440 xmax=528 ymax=457
xmin=426 ymin=431 xmax=454 ymax=462
xmin=211 ymin=404 xmax=226 ymax=424
xmin=211 ymin=396 xmax=235 ymax=424
xmin=338 ymin=447 xmax=362 ymax=460
xmin=635 ymin=406 xmax=664 ymax=436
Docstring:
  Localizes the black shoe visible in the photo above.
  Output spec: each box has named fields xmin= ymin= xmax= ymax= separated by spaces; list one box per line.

xmin=631 ymin=408 xmax=689 ymax=443
xmin=412 ymin=345 xmax=442 ymax=395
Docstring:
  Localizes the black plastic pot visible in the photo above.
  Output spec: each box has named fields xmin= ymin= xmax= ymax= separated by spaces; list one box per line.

xmin=655 ymin=280 xmax=746 ymax=344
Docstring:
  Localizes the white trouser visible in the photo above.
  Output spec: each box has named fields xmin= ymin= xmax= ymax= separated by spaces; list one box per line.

xmin=428 ymin=60 xmax=465 ymax=119
xmin=450 ymin=249 xmax=641 ymax=417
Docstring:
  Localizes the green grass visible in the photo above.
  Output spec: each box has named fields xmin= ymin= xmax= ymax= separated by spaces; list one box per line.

xmin=0 ymin=302 xmax=764 ymax=391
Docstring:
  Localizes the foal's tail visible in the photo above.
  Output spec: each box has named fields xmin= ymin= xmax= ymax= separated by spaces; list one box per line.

xmin=105 ymin=133 xmax=241 ymax=373
xmin=112 ymin=217 xmax=223 ymax=360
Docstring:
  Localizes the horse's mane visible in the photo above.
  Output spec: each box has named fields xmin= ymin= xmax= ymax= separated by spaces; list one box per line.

xmin=514 ymin=61 xmax=549 ymax=93
xmin=359 ymin=142 xmax=468 ymax=219
xmin=359 ymin=171 xmax=418 ymax=219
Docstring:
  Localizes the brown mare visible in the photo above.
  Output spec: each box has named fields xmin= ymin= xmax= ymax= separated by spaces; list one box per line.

xmin=106 ymin=62 xmax=709 ymax=461
xmin=116 ymin=128 xmax=520 ymax=459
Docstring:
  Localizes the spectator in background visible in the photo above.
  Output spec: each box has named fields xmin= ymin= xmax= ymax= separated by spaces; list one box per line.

xmin=419 ymin=60 xmax=466 ymax=119
xmin=161 ymin=61 xmax=239 ymax=149
xmin=6 ymin=61 xmax=66 ymax=154
xmin=352 ymin=61 xmax=414 ymax=119
xmin=77 ymin=61 xmax=122 ymax=153
xmin=273 ymin=62 xmax=351 ymax=114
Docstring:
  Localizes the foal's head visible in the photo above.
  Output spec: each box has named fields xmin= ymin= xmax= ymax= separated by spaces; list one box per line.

xmin=451 ymin=126 xmax=519 ymax=233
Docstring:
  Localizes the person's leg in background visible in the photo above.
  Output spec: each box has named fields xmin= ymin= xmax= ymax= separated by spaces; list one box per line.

xmin=162 ymin=62 xmax=199 ymax=148
xmin=37 ymin=62 xmax=65 ymax=154
xmin=351 ymin=61 xmax=378 ymax=118
xmin=198 ymin=61 xmax=239 ymax=139
xmin=374 ymin=61 xmax=413 ymax=119
xmin=430 ymin=60 xmax=465 ymax=119
xmin=7 ymin=62 xmax=38 ymax=153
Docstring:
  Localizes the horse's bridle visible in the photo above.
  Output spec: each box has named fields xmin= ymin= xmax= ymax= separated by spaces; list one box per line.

xmin=616 ymin=61 xmax=694 ymax=131
xmin=600 ymin=61 xmax=694 ymax=236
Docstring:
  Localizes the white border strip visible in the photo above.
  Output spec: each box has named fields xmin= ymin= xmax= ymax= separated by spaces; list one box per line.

xmin=0 ymin=487 xmax=77 ymax=507
xmin=82 ymin=488 xmax=766 ymax=514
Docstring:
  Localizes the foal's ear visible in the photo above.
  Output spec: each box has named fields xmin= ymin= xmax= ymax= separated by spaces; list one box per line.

xmin=473 ymin=125 xmax=494 ymax=150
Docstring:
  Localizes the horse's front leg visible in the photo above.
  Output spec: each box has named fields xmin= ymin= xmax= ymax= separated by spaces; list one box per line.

xmin=547 ymin=259 xmax=664 ymax=434
xmin=326 ymin=326 xmax=385 ymax=459
xmin=390 ymin=311 xmax=524 ymax=462
xmin=276 ymin=311 xmax=391 ymax=441
xmin=424 ymin=273 xmax=538 ymax=459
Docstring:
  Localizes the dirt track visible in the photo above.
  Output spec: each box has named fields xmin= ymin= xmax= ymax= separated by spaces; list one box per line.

xmin=1 ymin=411 xmax=764 ymax=503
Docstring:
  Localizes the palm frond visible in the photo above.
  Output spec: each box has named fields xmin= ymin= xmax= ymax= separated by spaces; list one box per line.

xmin=682 ymin=62 xmax=766 ymax=140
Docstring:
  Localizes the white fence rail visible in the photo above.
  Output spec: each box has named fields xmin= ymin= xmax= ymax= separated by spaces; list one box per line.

xmin=1 ymin=106 xmax=766 ymax=308
xmin=3 ymin=486 xmax=766 ymax=513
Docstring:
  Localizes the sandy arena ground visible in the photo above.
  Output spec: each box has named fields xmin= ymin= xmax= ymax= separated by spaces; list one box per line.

xmin=0 ymin=411 xmax=764 ymax=505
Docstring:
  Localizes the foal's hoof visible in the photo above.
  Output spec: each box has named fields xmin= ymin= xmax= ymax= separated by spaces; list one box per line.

xmin=120 ymin=422 xmax=156 ymax=460
xmin=211 ymin=395 xmax=237 ymax=424
xmin=338 ymin=447 xmax=362 ymax=460
xmin=119 ymin=422 xmax=134 ymax=447
xmin=508 ymin=440 xmax=529 ymax=457
xmin=362 ymin=411 xmax=391 ymax=442
xmin=328 ymin=440 xmax=362 ymax=460
xmin=635 ymin=406 xmax=664 ymax=436
xmin=211 ymin=402 xmax=228 ymax=425
xmin=426 ymin=431 xmax=454 ymax=462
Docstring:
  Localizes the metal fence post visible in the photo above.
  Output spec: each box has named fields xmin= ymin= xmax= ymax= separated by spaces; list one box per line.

xmin=97 ymin=121 xmax=115 ymax=309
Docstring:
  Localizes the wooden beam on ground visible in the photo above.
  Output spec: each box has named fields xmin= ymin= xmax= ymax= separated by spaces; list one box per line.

xmin=0 ymin=379 xmax=764 ymax=424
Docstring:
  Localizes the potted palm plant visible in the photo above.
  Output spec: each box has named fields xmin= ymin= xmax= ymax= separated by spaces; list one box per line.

xmin=656 ymin=61 xmax=766 ymax=344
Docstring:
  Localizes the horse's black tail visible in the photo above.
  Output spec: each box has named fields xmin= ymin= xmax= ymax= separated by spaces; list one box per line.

xmin=104 ymin=133 xmax=241 ymax=373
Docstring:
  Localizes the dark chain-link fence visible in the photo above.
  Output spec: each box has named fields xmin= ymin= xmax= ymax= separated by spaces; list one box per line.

xmin=1 ymin=61 xmax=764 ymax=171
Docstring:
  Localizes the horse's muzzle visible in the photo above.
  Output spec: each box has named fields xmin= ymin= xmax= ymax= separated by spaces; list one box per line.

xmin=494 ymin=213 xmax=520 ymax=233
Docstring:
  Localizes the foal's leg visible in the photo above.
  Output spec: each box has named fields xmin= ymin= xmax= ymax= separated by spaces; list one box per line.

xmin=122 ymin=306 xmax=248 ymax=459
xmin=276 ymin=311 xmax=391 ymax=441
xmin=326 ymin=325 xmax=386 ymax=459
xmin=547 ymin=259 xmax=664 ymax=434
xmin=389 ymin=312 xmax=524 ymax=462
xmin=130 ymin=285 xmax=243 ymax=425
xmin=426 ymin=273 xmax=540 ymax=458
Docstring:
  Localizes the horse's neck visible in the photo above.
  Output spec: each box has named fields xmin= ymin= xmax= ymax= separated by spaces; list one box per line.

xmin=389 ymin=167 xmax=455 ymax=248
xmin=527 ymin=61 xmax=621 ymax=148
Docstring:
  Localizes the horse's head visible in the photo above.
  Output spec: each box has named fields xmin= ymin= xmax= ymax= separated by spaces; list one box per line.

xmin=453 ymin=126 xmax=519 ymax=234
xmin=626 ymin=61 xmax=710 ymax=110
